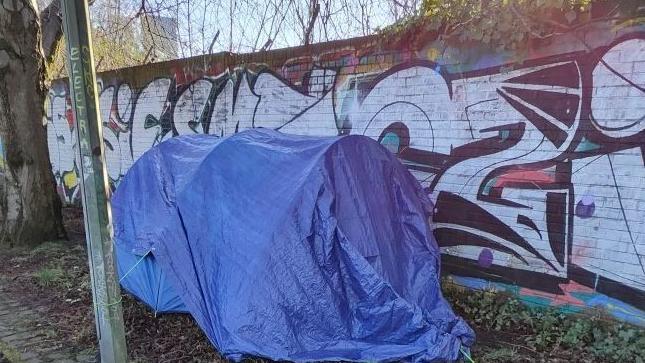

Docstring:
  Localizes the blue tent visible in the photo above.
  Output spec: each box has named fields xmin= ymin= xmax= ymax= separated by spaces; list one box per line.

xmin=112 ymin=129 xmax=474 ymax=362
xmin=115 ymin=244 xmax=187 ymax=313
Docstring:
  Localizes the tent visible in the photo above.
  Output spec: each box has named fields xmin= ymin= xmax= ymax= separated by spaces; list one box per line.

xmin=115 ymin=244 xmax=187 ymax=313
xmin=112 ymin=129 xmax=474 ymax=362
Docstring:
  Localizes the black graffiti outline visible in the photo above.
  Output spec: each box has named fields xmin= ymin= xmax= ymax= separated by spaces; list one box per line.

xmin=49 ymin=31 xmax=645 ymax=312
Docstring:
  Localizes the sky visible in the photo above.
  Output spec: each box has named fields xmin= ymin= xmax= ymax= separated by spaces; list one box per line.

xmin=87 ymin=0 xmax=422 ymax=57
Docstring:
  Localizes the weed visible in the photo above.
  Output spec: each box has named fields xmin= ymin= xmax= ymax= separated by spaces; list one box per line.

xmin=33 ymin=267 xmax=64 ymax=287
xmin=29 ymin=241 xmax=65 ymax=256
xmin=560 ymin=317 xmax=593 ymax=346
xmin=523 ymin=308 xmax=567 ymax=350
xmin=0 ymin=341 xmax=22 ymax=363
xmin=442 ymin=278 xmax=645 ymax=363
xmin=588 ymin=324 xmax=645 ymax=362
xmin=443 ymin=282 xmax=526 ymax=332
xmin=480 ymin=347 xmax=519 ymax=362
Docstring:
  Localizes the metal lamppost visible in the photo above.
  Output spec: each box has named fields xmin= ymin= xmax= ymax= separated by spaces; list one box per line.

xmin=60 ymin=1 xmax=128 ymax=361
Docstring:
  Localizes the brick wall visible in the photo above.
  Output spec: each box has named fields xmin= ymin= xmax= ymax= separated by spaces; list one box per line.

xmin=47 ymin=21 xmax=645 ymax=325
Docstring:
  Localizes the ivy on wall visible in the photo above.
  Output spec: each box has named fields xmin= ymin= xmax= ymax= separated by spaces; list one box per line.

xmin=379 ymin=0 xmax=644 ymax=53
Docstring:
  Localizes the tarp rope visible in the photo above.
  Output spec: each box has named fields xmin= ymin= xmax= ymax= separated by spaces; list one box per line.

xmin=100 ymin=250 xmax=152 ymax=309
xmin=119 ymin=249 xmax=152 ymax=283
xmin=460 ymin=346 xmax=475 ymax=363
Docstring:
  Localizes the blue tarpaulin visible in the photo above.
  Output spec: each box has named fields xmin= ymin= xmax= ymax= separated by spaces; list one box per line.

xmin=115 ymin=244 xmax=187 ymax=313
xmin=112 ymin=129 xmax=474 ymax=361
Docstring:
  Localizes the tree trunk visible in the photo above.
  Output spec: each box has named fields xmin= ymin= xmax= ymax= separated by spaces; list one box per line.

xmin=0 ymin=0 xmax=65 ymax=247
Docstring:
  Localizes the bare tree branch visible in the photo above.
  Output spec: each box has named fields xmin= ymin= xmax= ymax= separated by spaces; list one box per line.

xmin=208 ymin=30 xmax=221 ymax=54
xmin=303 ymin=0 xmax=320 ymax=45
xmin=260 ymin=38 xmax=273 ymax=51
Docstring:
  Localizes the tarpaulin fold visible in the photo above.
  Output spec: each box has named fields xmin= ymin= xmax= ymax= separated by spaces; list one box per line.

xmin=112 ymin=129 xmax=474 ymax=362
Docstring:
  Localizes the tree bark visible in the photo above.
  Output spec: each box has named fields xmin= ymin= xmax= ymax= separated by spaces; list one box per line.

xmin=0 ymin=0 xmax=65 ymax=247
xmin=40 ymin=0 xmax=63 ymax=63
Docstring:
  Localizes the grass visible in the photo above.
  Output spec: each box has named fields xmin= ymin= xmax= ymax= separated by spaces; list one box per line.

xmin=27 ymin=241 xmax=82 ymax=289
xmin=0 ymin=341 xmax=23 ymax=363
xmin=33 ymin=267 xmax=64 ymax=287
xmin=480 ymin=347 xmax=519 ymax=362
xmin=29 ymin=241 xmax=67 ymax=256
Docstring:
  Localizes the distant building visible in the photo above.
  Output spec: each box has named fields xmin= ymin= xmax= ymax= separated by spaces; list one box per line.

xmin=141 ymin=15 xmax=178 ymax=61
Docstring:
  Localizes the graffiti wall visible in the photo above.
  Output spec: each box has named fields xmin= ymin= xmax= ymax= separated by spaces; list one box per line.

xmin=47 ymin=22 xmax=645 ymax=325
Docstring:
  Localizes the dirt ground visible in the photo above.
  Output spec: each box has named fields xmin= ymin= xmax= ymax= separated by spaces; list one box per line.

xmin=0 ymin=207 xmax=638 ymax=362
xmin=0 ymin=207 xmax=219 ymax=362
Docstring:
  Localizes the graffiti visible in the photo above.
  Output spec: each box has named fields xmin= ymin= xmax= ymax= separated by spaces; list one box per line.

xmin=452 ymin=276 xmax=645 ymax=326
xmin=46 ymin=92 xmax=79 ymax=202
xmin=47 ymin=29 xmax=645 ymax=324
xmin=348 ymin=35 xmax=645 ymax=315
